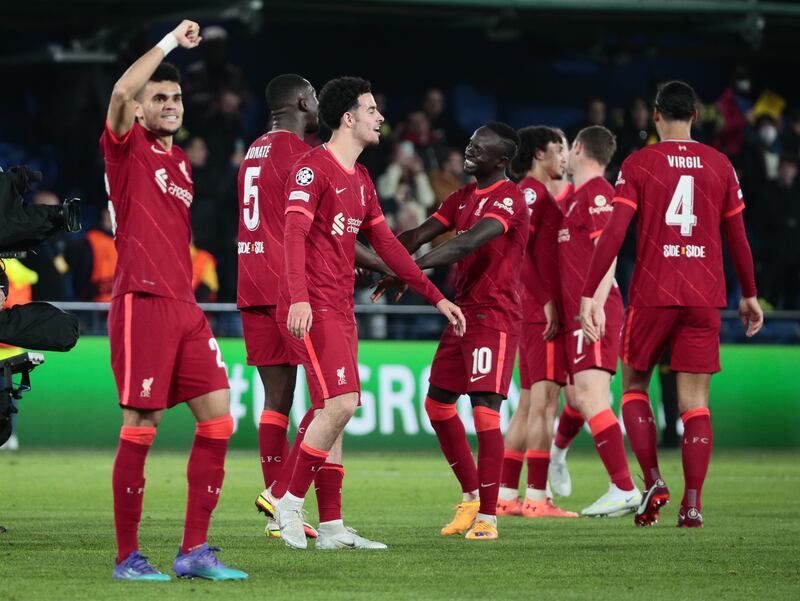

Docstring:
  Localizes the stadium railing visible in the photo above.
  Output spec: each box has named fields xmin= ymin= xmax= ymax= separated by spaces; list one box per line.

xmin=50 ymin=302 xmax=800 ymax=343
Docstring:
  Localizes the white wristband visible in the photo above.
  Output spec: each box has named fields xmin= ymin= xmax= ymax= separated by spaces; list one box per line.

xmin=156 ymin=33 xmax=179 ymax=56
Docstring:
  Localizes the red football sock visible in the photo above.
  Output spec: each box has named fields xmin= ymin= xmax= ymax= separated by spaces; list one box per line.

xmin=181 ymin=414 xmax=232 ymax=553
xmin=500 ymin=450 xmax=524 ymax=490
xmin=258 ymin=410 xmax=290 ymax=490
xmin=271 ymin=408 xmax=315 ymax=499
xmin=526 ymin=449 xmax=550 ymax=491
xmin=287 ymin=442 xmax=329 ymax=499
xmin=315 ymin=463 xmax=344 ymax=523
xmin=425 ymin=397 xmax=479 ymax=493
xmin=681 ymin=408 xmax=713 ymax=511
xmin=473 ymin=406 xmax=503 ymax=516
xmin=554 ymin=403 xmax=585 ymax=450
xmin=113 ymin=426 xmax=155 ymax=563
xmin=622 ymin=391 xmax=661 ymax=488
xmin=589 ymin=409 xmax=634 ymax=491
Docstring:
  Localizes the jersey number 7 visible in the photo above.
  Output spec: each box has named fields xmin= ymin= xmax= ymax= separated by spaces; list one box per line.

xmin=665 ymin=175 xmax=697 ymax=236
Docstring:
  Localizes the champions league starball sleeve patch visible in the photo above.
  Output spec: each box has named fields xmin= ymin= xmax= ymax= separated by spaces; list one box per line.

xmin=295 ymin=167 xmax=314 ymax=186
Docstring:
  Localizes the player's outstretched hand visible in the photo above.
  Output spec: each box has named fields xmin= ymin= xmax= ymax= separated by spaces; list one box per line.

xmin=371 ymin=275 xmax=408 ymax=303
xmin=287 ymin=301 xmax=312 ymax=340
xmin=739 ymin=296 xmax=764 ymax=337
xmin=579 ymin=296 xmax=602 ymax=343
xmin=542 ymin=299 xmax=561 ymax=341
xmin=436 ymin=299 xmax=466 ymax=337
xmin=172 ymin=20 xmax=202 ymax=48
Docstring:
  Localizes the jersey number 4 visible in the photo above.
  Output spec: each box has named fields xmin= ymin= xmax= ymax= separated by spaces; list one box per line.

xmin=665 ymin=175 xmax=697 ymax=236
xmin=243 ymin=166 xmax=261 ymax=231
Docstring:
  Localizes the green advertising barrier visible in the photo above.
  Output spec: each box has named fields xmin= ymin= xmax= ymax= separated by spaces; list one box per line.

xmin=12 ymin=336 xmax=800 ymax=449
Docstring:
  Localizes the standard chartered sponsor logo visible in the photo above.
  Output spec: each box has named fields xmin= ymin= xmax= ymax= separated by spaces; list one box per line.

xmin=227 ymin=361 xmax=521 ymax=436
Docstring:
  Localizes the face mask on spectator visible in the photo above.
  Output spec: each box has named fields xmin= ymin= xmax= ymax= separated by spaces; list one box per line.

xmin=759 ymin=124 xmax=777 ymax=146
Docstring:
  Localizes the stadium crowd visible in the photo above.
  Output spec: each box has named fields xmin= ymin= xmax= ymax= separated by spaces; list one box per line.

xmin=1 ymin=29 xmax=797 ymax=327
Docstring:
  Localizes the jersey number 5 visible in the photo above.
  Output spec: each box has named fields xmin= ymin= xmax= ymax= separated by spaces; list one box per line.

xmin=665 ymin=175 xmax=697 ymax=236
xmin=243 ymin=166 xmax=261 ymax=231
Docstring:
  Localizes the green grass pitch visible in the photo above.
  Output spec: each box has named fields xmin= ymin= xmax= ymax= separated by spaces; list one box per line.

xmin=2 ymin=449 xmax=799 ymax=600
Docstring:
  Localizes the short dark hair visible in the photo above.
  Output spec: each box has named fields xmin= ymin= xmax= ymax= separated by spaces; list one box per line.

xmin=265 ymin=74 xmax=310 ymax=111
xmin=511 ymin=126 xmax=561 ymax=177
xmin=484 ymin=121 xmax=520 ymax=162
xmin=318 ymin=76 xmax=372 ymax=130
xmin=150 ymin=62 xmax=180 ymax=85
xmin=575 ymin=125 xmax=617 ymax=167
xmin=655 ymin=80 xmax=697 ymax=121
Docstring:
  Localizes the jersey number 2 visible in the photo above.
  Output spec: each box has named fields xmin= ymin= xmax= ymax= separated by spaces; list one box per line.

xmin=665 ymin=175 xmax=697 ymax=236
xmin=243 ymin=166 xmax=261 ymax=231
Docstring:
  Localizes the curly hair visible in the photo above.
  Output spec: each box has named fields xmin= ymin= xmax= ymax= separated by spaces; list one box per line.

xmin=511 ymin=125 xmax=561 ymax=178
xmin=318 ymin=76 xmax=372 ymax=130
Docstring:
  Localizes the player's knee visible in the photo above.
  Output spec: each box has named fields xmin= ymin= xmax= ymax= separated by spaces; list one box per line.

xmin=469 ymin=394 xmax=501 ymax=413
xmin=424 ymin=396 xmax=458 ymax=421
xmin=196 ymin=413 xmax=234 ymax=440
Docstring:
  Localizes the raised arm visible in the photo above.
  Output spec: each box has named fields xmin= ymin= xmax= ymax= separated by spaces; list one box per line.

xmin=106 ymin=20 xmax=201 ymax=137
xmin=415 ymin=217 xmax=505 ymax=270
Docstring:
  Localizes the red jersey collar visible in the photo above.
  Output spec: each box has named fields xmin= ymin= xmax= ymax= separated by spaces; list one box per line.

xmin=475 ymin=178 xmax=509 ymax=195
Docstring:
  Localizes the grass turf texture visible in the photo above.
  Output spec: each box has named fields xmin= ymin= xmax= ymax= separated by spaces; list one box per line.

xmin=1 ymin=449 xmax=798 ymax=600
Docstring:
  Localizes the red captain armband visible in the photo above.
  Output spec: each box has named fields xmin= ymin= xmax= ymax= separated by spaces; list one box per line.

xmin=612 ymin=196 xmax=637 ymax=211
xmin=285 ymin=205 xmax=314 ymax=220
xmin=483 ymin=213 xmax=509 ymax=233
xmin=723 ymin=204 xmax=745 ymax=218
xmin=432 ymin=212 xmax=451 ymax=228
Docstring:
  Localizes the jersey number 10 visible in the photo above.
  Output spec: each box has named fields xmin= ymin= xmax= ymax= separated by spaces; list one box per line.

xmin=665 ymin=175 xmax=697 ymax=236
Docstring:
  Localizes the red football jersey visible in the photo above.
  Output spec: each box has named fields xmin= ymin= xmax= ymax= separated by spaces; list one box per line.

xmin=614 ymin=140 xmax=744 ymax=307
xmin=237 ymin=130 xmax=310 ymax=308
xmin=558 ymin=176 xmax=622 ymax=323
xmin=100 ymin=121 xmax=194 ymax=302
xmin=553 ymin=181 xmax=574 ymax=214
xmin=432 ymin=179 xmax=528 ymax=330
xmin=518 ymin=176 xmax=562 ymax=324
xmin=278 ymin=145 xmax=385 ymax=322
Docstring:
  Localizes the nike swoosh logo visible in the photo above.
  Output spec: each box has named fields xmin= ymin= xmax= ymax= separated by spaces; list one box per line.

xmin=151 ymin=144 xmax=168 ymax=155
xmin=458 ymin=204 xmax=466 ymax=209
xmin=449 ymin=461 xmax=459 ymax=467
xmin=480 ymin=482 xmax=496 ymax=488
xmin=470 ymin=375 xmax=487 ymax=382
xmin=573 ymin=355 xmax=586 ymax=364
xmin=336 ymin=187 xmax=347 ymax=194
xmin=596 ymin=440 xmax=608 ymax=447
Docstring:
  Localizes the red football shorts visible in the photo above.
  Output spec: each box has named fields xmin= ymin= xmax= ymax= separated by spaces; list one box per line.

xmin=281 ymin=316 xmax=360 ymax=409
xmin=565 ymin=297 xmax=623 ymax=377
xmin=241 ymin=305 xmax=291 ymax=366
xmin=620 ymin=306 xmax=722 ymax=374
xmin=518 ymin=323 xmax=567 ymax=388
xmin=429 ymin=324 xmax=519 ymax=397
xmin=109 ymin=293 xmax=229 ymax=410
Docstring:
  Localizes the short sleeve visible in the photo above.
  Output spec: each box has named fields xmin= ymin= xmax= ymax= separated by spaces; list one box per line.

xmin=582 ymin=182 xmax=615 ymax=241
xmin=100 ymin=121 xmax=138 ymax=162
xmin=612 ymin=154 xmax=641 ymax=212
xmin=432 ymin=188 xmax=462 ymax=230
xmin=285 ymin=159 xmax=325 ymax=221
xmin=722 ymin=159 xmax=745 ymax=218
xmin=483 ymin=190 xmax=527 ymax=234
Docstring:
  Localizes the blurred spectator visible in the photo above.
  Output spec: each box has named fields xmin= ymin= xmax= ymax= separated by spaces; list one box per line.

xmin=2 ymin=259 xmax=36 ymax=307
xmin=422 ymin=87 xmax=469 ymax=149
xmin=19 ymin=190 xmax=72 ymax=301
xmin=428 ymin=147 xmax=469 ymax=206
xmin=713 ymin=64 xmax=754 ymax=159
xmin=779 ymin=107 xmax=800 ymax=161
xmin=376 ymin=142 xmax=436 ymax=228
xmin=70 ymin=207 xmax=117 ymax=302
xmin=612 ymin=97 xmax=656 ymax=172
xmin=359 ymin=93 xmax=394 ymax=179
xmin=567 ymin=97 xmax=607 ymax=141
xmin=756 ymin=155 xmax=800 ymax=309
xmin=741 ymin=114 xmax=781 ymax=191
xmin=182 ymin=25 xmax=253 ymax=131
xmin=197 ymin=89 xmax=247 ymax=174
xmin=190 ymin=240 xmax=219 ymax=302
xmin=186 ymin=134 xmax=220 ymax=251
xmin=400 ymin=111 xmax=448 ymax=169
